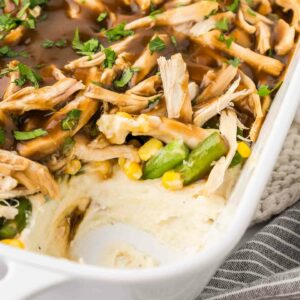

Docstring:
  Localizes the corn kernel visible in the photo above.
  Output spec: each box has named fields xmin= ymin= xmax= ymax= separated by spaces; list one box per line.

xmin=65 ymin=159 xmax=81 ymax=175
xmin=138 ymin=138 xmax=163 ymax=161
xmin=118 ymin=157 xmax=126 ymax=169
xmin=161 ymin=170 xmax=183 ymax=190
xmin=124 ymin=161 xmax=142 ymax=180
xmin=1 ymin=239 xmax=25 ymax=249
xmin=116 ymin=111 xmax=133 ymax=119
xmin=237 ymin=141 xmax=251 ymax=158
xmin=93 ymin=160 xmax=112 ymax=179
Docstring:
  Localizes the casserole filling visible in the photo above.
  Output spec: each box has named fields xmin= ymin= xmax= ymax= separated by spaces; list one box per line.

xmin=0 ymin=0 xmax=298 ymax=268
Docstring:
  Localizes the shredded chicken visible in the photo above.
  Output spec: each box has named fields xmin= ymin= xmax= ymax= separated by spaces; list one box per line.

xmin=131 ymin=34 xmax=169 ymax=85
xmin=127 ymin=75 xmax=161 ymax=96
xmin=134 ymin=0 xmax=164 ymax=11
xmin=0 ymin=78 xmax=84 ymax=114
xmin=73 ymin=0 xmax=106 ymax=12
xmin=65 ymin=0 xmax=81 ymax=19
xmin=236 ymin=9 xmax=256 ymax=34
xmin=0 ymin=150 xmax=58 ymax=198
xmin=17 ymin=94 xmax=99 ymax=159
xmin=65 ymin=36 xmax=137 ymax=70
xmin=275 ymin=0 xmax=300 ymax=33
xmin=85 ymin=84 xmax=161 ymax=113
xmin=158 ymin=53 xmax=192 ymax=123
xmin=204 ymin=109 xmax=238 ymax=193
xmin=193 ymin=30 xmax=284 ymax=76
xmin=196 ymin=64 xmax=238 ymax=103
xmin=0 ymin=204 xmax=18 ymax=219
xmin=97 ymin=114 xmax=211 ymax=149
xmin=193 ymin=77 xmax=251 ymax=127
xmin=125 ymin=1 xmax=219 ymax=30
xmin=275 ymin=19 xmax=296 ymax=56
xmin=255 ymin=21 xmax=271 ymax=54
xmin=3 ymin=60 xmax=21 ymax=99
xmin=190 ymin=12 xmax=236 ymax=37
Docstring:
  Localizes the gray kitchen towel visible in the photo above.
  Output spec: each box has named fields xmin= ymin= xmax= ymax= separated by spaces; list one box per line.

xmin=199 ymin=201 xmax=300 ymax=300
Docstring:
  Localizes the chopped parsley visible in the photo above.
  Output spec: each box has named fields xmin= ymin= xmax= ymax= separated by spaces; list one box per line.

xmin=105 ymin=23 xmax=134 ymax=42
xmin=257 ymin=82 xmax=283 ymax=97
xmin=102 ymin=47 xmax=116 ymax=69
xmin=230 ymin=151 xmax=244 ymax=168
xmin=257 ymin=85 xmax=271 ymax=97
xmin=14 ymin=63 xmax=42 ymax=88
xmin=42 ymin=39 xmax=67 ymax=48
xmin=215 ymin=18 xmax=229 ymax=31
xmin=0 ymin=127 xmax=5 ymax=144
xmin=149 ymin=9 xmax=162 ymax=19
xmin=149 ymin=36 xmax=166 ymax=54
xmin=114 ymin=68 xmax=135 ymax=88
xmin=219 ymin=33 xmax=234 ymax=49
xmin=61 ymin=109 xmax=81 ymax=131
xmin=14 ymin=128 xmax=47 ymax=141
xmin=171 ymin=35 xmax=177 ymax=47
xmin=97 ymin=11 xmax=108 ymax=22
xmin=72 ymin=29 xmax=100 ymax=57
xmin=227 ymin=57 xmax=241 ymax=68
xmin=226 ymin=0 xmax=239 ymax=13
xmin=0 ymin=46 xmax=28 ymax=58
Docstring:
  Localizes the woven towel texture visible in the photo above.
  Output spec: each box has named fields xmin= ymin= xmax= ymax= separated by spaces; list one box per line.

xmin=253 ymin=122 xmax=300 ymax=224
xmin=200 ymin=202 xmax=300 ymax=300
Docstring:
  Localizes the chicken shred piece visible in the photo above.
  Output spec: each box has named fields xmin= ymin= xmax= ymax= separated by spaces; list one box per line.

xmin=3 ymin=60 xmax=21 ymax=99
xmin=17 ymin=94 xmax=99 ymax=159
xmin=85 ymin=84 xmax=161 ymax=113
xmin=73 ymin=0 xmax=106 ymax=12
xmin=255 ymin=21 xmax=271 ymax=54
xmin=158 ymin=53 xmax=192 ymax=123
xmin=0 ymin=205 xmax=18 ymax=219
xmin=250 ymin=95 xmax=271 ymax=142
xmin=97 ymin=114 xmax=211 ymax=149
xmin=125 ymin=1 xmax=219 ymax=30
xmin=0 ymin=150 xmax=58 ymax=198
xmin=65 ymin=0 xmax=81 ymax=18
xmin=135 ymin=0 xmax=164 ymax=11
xmin=275 ymin=0 xmax=300 ymax=33
xmin=65 ymin=35 xmax=136 ymax=70
xmin=255 ymin=0 xmax=272 ymax=15
xmin=127 ymin=75 xmax=161 ymax=97
xmin=190 ymin=12 xmax=236 ymax=37
xmin=204 ymin=109 xmax=238 ymax=194
xmin=236 ymin=9 xmax=256 ymax=34
xmin=275 ymin=19 xmax=296 ymax=56
xmin=131 ymin=34 xmax=169 ymax=85
xmin=0 ymin=78 xmax=84 ymax=114
xmin=193 ymin=77 xmax=251 ymax=127
xmin=192 ymin=30 xmax=284 ymax=76
xmin=188 ymin=82 xmax=199 ymax=102
xmin=196 ymin=64 xmax=238 ymax=103
xmin=239 ymin=70 xmax=263 ymax=118
xmin=240 ymin=0 xmax=273 ymax=25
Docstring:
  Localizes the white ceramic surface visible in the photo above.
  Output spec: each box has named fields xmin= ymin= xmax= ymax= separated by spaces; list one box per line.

xmin=0 ymin=48 xmax=299 ymax=300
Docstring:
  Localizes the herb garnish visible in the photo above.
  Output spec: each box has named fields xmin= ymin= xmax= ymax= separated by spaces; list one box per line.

xmin=102 ymin=47 xmax=116 ymax=69
xmin=72 ymin=29 xmax=100 ymax=57
xmin=149 ymin=36 xmax=166 ymax=54
xmin=226 ymin=0 xmax=239 ymax=12
xmin=61 ymin=109 xmax=81 ymax=131
xmin=105 ymin=23 xmax=134 ymax=42
xmin=0 ymin=46 xmax=28 ymax=58
xmin=114 ymin=68 xmax=137 ymax=88
xmin=219 ymin=33 xmax=234 ymax=48
xmin=215 ymin=18 xmax=229 ymax=31
xmin=0 ymin=127 xmax=5 ymax=144
xmin=227 ymin=57 xmax=241 ymax=68
xmin=97 ymin=11 xmax=108 ymax=22
xmin=42 ymin=39 xmax=67 ymax=48
xmin=14 ymin=63 xmax=42 ymax=88
xmin=14 ymin=128 xmax=47 ymax=140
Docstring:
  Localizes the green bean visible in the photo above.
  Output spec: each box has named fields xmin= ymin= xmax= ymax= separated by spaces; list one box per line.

xmin=143 ymin=140 xmax=189 ymax=179
xmin=0 ymin=197 xmax=32 ymax=240
xmin=177 ymin=132 xmax=229 ymax=185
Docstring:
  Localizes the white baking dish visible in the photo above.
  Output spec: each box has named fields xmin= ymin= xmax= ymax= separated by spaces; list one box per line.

xmin=0 ymin=47 xmax=299 ymax=300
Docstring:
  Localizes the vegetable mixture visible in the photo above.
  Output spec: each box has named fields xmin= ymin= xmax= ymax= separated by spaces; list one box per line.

xmin=0 ymin=0 xmax=298 ymax=252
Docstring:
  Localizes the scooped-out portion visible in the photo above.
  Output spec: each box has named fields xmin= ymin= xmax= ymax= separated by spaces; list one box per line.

xmin=0 ymin=0 xmax=298 ymax=268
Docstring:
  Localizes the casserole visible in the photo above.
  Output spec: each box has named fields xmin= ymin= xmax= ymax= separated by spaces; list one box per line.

xmin=0 ymin=0 xmax=299 ymax=299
